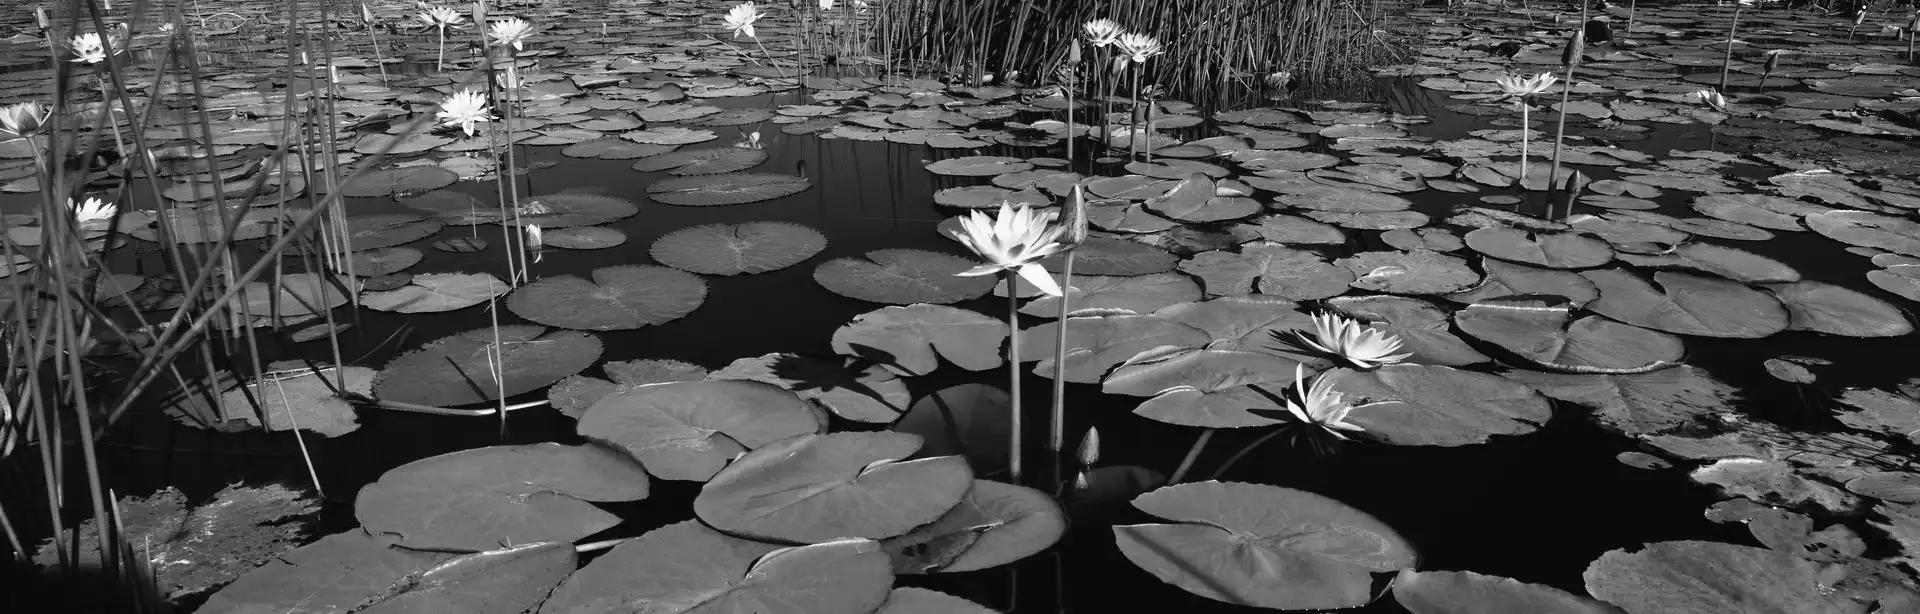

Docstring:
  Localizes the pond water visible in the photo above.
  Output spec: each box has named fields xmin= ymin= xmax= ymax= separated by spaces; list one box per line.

xmin=7 ymin=0 xmax=1920 ymax=612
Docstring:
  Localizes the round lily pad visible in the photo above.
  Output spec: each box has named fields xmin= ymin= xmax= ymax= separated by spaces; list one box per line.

xmin=373 ymin=325 xmax=602 ymax=407
xmin=647 ymin=173 xmax=812 ymax=206
xmin=814 ymin=249 xmax=996 ymax=305
xmin=1580 ymin=268 xmax=1788 ymax=338
xmin=577 ymin=380 xmax=823 ymax=482
xmin=649 ymin=221 xmax=827 ymax=275
xmin=340 ymin=166 xmax=458 ymax=198
xmin=1337 ymin=249 xmax=1482 ymax=295
xmin=541 ymin=226 xmax=627 ymax=249
xmin=629 ymin=147 xmax=770 ymax=175
xmin=507 ymin=265 xmax=707 ymax=330
xmin=695 ymin=432 xmax=973 ymax=543
xmin=353 ymin=443 xmax=648 ymax=551
xmin=538 ymin=521 xmax=892 ymax=614
xmin=340 ymin=247 xmax=423 ymax=277
xmin=925 ymin=156 xmax=1032 ymax=177
xmin=360 ymin=272 xmax=509 ymax=314
xmin=511 ymin=194 xmax=641 ymax=228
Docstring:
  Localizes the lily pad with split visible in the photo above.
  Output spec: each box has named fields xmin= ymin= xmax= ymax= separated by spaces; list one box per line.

xmin=1331 ymin=365 xmax=1552 ymax=446
xmin=1446 ymin=259 xmax=1600 ymax=306
xmin=1039 ymin=237 xmax=1178 ymax=275
xmin=561 ymin=138 xmax=676 ymax=160
xmin=1107 ymin=348 xmax=1306 ymax=428
xmin=372 ymin=325 xmax=602 ymax=406
xmin=882 ymin=479 xmax=1066 ymax=573
xmin=1017 ymin=314 xmax=1210 ymax=383
xmin=925 ymin=156 xmax=1032 ymax=177
xmin=238 ymin=272 xmax=358 ymax=318
xmin=708 ymin=353 xmax=911 ymax=423
xmin=1454 ymin=296 xmax=1684 ymax=372
xmin=537 ymin=521 xmax=892 ymax=614
xmin=876 ymin=588 xmax=997 ymax=613
xmin=339 ymin=166 xmax=458 ymax=198
xmin=1114 ymin=481 xmax=1417 ymax=609
xmin=198 ymin=530 xmax=453 ymax=614
xmin=830 ymin=304 xmax=1006 ymax=376
xmin=1505 ymin=365 xmax=1739 ymax=435
xmin=354 ymin=443 xmax=649 ymax=551
xmin=341 ymin=247 xmax=423 ymax=277
xmin=1765 ymin=281 xmax=1913 ymax=337
xmin=1019 ymin=273 xmax=1202 ymax=317
xmin=542 ymin=226 xmax=626 ymax=249
xmin=1615 ymin=243 xmax=1800 ymax=283
xmin=510 ymin=194 xmax=641 ymax=227
xmin=1338 ymin=249 xmax=1483 ymax=295
xmin=220 ymin=363 xmax=374 ymax=437
xmin=646 ymin=172 xmax=812 ymax=206
xmin=361 ymin=272 xmax=509 ymax=314
xmin=1393 ymin=568 xmax=1621 ymax=614
xmin=1179 ymin=243 xmax=1356 ymax=300
xmin=629 ymin=147 xmax=770 ymax=175
xmin=547 ymin=359 xmax=711 ymax=419
xmin=508 ymin=265 xmax=706 ymax=331
xmin=577 ymin=379 xmax=823 ymax=482
xmin=1464 ymin=227 xmax=1615 ymax=269
xmin=353 ymin=542 xmax=576 ymax=614
xmin=1581 ymin=269 xmax=1788 ymax=338
xmin=814 ymin=249 xmax=996 ymax=305
xmin=1585 ymin=541 xmax=1872 ymax=613
xmin=695 ymin=432 xmax=973 ymax=543
xmin=649 ymin=221 xmax=826 ymax=275
xmin=1326 ymin=296 xmax=1490 ymax=367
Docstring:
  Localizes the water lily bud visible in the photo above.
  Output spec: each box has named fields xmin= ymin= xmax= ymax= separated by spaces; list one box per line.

xmin=472 ymin=2 xmax=485 ymax=25
xmin=362 ymin=3 xmax=374 ymax=23
xmin=1561 ymin=26 xmax=1586 ymax=69
xmin=1073 ymin=470 xmax=1092 ymax=494
xmin=1076 ymin=426 xmax=1100 ymax=467
xmin=1068 ymin=40 xmax=1081 ymax=65
xmin=36 ymin=7 xmax=49 ymax=30
xmin=1060 ymin=184 xmax=1089 ymax=247
xmin=1562 ymin=169 xmax=1586 ymax=194
xmin=1762 ymin=50 xmax=1780 ymax=75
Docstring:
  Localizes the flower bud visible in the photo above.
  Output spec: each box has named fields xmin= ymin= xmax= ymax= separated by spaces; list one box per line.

xmin=1060 ymin=184 xmax=1089 ymax=247
xmin=1561 ymin=27 xmax=1585 ymax=69
xmin=1076 ymin=426 xmax=1100 ymax=467
xmin=1068 ymin=40 xmax=1081 ymax=65
xmin=36 ymin=7 xmax=49 ymax=30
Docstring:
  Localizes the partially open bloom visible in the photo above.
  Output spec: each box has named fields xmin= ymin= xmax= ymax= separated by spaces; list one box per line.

xmin=70 ymin=196 xmax=117 ymax=231
xmin=733 ymin=130 xmax=762 ymax=150
xmin=69 ymin=32 xmax=106 ymax=64
xmin=1694 ymin=88 xmax=1729 ymax=113
xmin=0 ymin=102 xmax=51 ymax=139
xmin=1283 ymin=364 xmax=1364 ymax=440
xmin=1115 ymin=32 xmax=1162 ymax=64
xmin=419 ymin=5 xmax=464 ymax=28
xmin=1289 ymin=311 xmax=1412 ymax=370
xmin=435 ymin=89 xmax=493 ymax=136
xmin=1083 ymin=19 xmax=1123 ymax=48
xmin=949 ymin=201 xmax=1069 ymax=296
xmin=488 ymin=18 xmax=535 ymax=50
xmin=525 ymin=224 xmax=543 ymax=262
xmin=1265 ymin=71 xmax=1294 ymax=89
xmin=724 ymin=2 xmax=762 ymax=39
xmin=1494 ymin=72 xmax=1558 ymax=99
xmin=819 ymin=0 xmax=834 ymax=9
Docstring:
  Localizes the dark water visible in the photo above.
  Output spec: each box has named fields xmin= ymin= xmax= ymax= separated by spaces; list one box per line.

xmin=6 ymin=14 xmax=1916 ymax=613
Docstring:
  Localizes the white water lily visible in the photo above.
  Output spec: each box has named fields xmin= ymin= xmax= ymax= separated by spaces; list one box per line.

xmin=70 ymin=196 xmax=117 ymax=230
xmin=1115 ymin=32 xmax=1162 ymax=64
xmin=1283 ymin=364 xmax=1364 ymax=440
xmin=0 ymin=102 xmax=51 ymax=139
xmin=525 ymin=224 xmax=543 ymax=263
xmin=1694 ymin=88 xmax=1729 ymax=113
xmin=732 ymin=130 xmax=762 ymax=149
xmin=1494 ymin=72 xmax=1558 ymax=99
xmin=69 ymin=32 xmax=106 ymax=64
xmin=419 ymin=5 xmax=464 ymax=28
xmin=1083 ymin=19 xmax=1123 ymax=48
xmin=724 ymin=1 xmax=762 ymax=39
xmin=435 ymin=89 xmax=493 ymax=136
xmin=949 ymin=201 xmax=1069 ymax=296
xmin=819 ymin=0 xmax=834 ymax=9
xmin=1291 ymin=311 xmax=1413 ymax=370
xmin=487 ymin=17 xmax=535 ymax=50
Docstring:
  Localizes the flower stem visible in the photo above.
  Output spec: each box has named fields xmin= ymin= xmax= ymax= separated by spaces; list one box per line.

xmin=1719 ymin=8 xmax=1741 ymax=92
xmin=1048 ymin=251 xmax=1074 ymax=486
xmin=437 ymin=27 xmax=446 ymax=72
xmin=1518 ymin=103 xmax=1529 ymax=190
xmin=1005 ymin=271 xmax=1023 ymax=484
xmin=1168 ymin=428 xmax=1214 ymax=484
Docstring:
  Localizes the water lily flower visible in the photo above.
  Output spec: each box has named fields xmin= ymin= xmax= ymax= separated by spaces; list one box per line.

xmin=1265 ymin=71 xmax=1294 ymax=89
xmin=949 ymin=201 xmax=1069 ymax=296
xmin=1494 ymin=72 xmax=1559 ymax=99
xmin=1115 ymin=32 xmax=1162 ymax=64
xmin=488 ymin=17 xmax=535 ymax=50
xmin=435 ymin=89 xmax=493 ymax=136
xmin=724 ymin=2 xmax=762 ymax=39
xmin=1290 ymin=311 xmax=1412 ymax=370
xmin=820 ymin=0 xmax=834 ymax=9
xmin=525 ymin=224 xmax=543 ymax=263
xmin=1282 ymin=364 xmax=1364 ymax=440
xmin=419 ymin=5 xmax=464 ymax=28
xmin=1083 ymin=19 xmax=1123 ymax=48
xmin=69 ymin=32 xmax=106 ymax=64
xmin=70 ymin=196 xmax=117 ymax=230
xmin=733 ymin=130 xmax=762 ymax=149
xmin=1694 ymin=88 xmax=1729 ymax=113
xmin=0 ymin=102 xmax=51 ymax=139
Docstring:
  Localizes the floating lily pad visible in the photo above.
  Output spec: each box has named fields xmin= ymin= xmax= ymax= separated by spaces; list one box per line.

xmin=1179 ymin=244 xmax=1355 ymax=300
xmin=1454 ymin=296 xmax=1683 ymax=372
xmin=814 ymin=249 xmax=996 ymax=305
xmin=1446 ymin=259 xmax=1600 ymax=306
xmin=1018 ymin=314 xmax=1210 ymax=383
xmin=875 ymin=588 xmax=997 ymax=613
xmin=629 ymin=147 xmax=771 ymax=175
xmin=1108 ymin=348 xmax=1304 ymax=428
xmin=1506 ymin=366 xmax=1739 ymax=435
xmin=199 ymin=530 xmax=453 ymax=614
xmin=542 ymin=226 xmax=626 ymax=249
xmin=512 ymin=194 xmax=641 ymax=228
xmin=340 ymin=166 xmax=458 ymax=198
xmin=1765 ymin=281 xmax=1913 ymax=338
xmin=36 ymin=484 xmax=319 ymax=601
xmin=1114 ymin=481 xmax=1417 ymax=609
xmin=222 ymin=364 xmax=374 ymax=438
xmin=1326 ymin=296 xmax=1491 ymax=367
xmin=1464 ymin=227 xmax=1615 ymax=269
xmin=649 ymin=221 xmax=827 ymax=275
xmin=238 ymin=272 xmax=358 ymax=317
xmin=342 ymin=247 xmax=423 ymax=277
xmin=537 ymin=521 xmax=892 ymax=614
xmin=373 ymin=326 xmax=602 ymax=407
xmin=1338 ymin=249 xmax=1482 ymax=294
xmin=561 ymin=138 xmax=676 ymax=160
xmin=578 ymin=380 xmax=822 ymax=482
xmin=1580 ymin=269 xmax=1788 ymax=338
xmin=695 ymin=432 xmax=973 ymax=543
xmin=508 ymin=265 xmax=706 ymax=330
xmin=708 ymin=353 xmax=912 ymax=423
xmin=361 ymin=272 xmax=508 ymax=314
xmin=354 ymin=443 xmax=649 ymax=551
xmin=1040 ymin=237 xmax=1178 ymax=275
xmin=1615 ymin=243 xmax=1800 ymax=283
xmin=545 ymin=359 xmax=711 ymax=419
xmin=620 ymin=126 xmax=717 ymax=145
xmin=1585 ymin=541 xmax=1867 ymax=613
xmin=1393 ymin=569 xmax=1623 ymax=614
xmin=647 ymin=173 xmax=812 ymax=206
xmin=881 ymin=479 xmax=1066 ymax=573
xmin=1332 ymin=365 xmax=1552 ymax=446
xmin=1020 ymin=273 xmax=1202 ymax=317
xmin=926 ymin=156 xmax=1033 ymax=176
xmin=830 ymin=304 xmax=1007 ymax=376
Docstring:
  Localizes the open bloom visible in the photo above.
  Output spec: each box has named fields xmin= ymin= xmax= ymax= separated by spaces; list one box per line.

xmin=0 ymin=102 xmax=51 ymax=139
xmin=1283 ymin=364 xmax=1364 ymax=440
xmin=820 ymin=0 xmax=834 ymax=9
xmin=1290 ymin=311 xmax=1412 ymax=370
xmin=724 ymin=2 xmax=762 ymax=39
xmin=949 ymin=201 xmax=1069 ymax=296
xmin=1494 ymin=72 xmax=1558 ymax=99
xmin=488 ymin=18 xmax=535 ymax=50
xmin=70 ymin=196 xmax=117 ymax=231
xmin=1083 ymin=19 xmax=1123 ymax=48
xmin=1694 ymin=88 xmax=1729 ymax=113
xmin=419 ymin=5 xmax=464 ymax=28
xmin=1115 ymin=32 xmax=1162 ymax=64
xmin=436 ymin=89 xmax=493 ymax=136
xmin=69 ymin=32 xmax=106 ymax=64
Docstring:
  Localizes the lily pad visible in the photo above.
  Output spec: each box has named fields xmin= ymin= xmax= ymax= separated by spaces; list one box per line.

xmin=1454 ymin=296 xmax=1683 ymax=372
xmin=814 ymin=249 xmax=997 ymax=305
xmin=1615 ymin=243 xmax=1800 ymax=284
xmin=1464 ymin=227 xmax=1615 ymax=269
xmin=649 ymin=221 xmax=827 ymax=275
xmin=1332 ymin=365 xmax=1552 ymax=446
xmin=373 ymin=326 xmax=602 ymax=407
xmin=354 ymin=443 xmax=650 ymax=551
xmin=1580 ymin=269 xmax=1789 ymax=338
xmin=1326 ymin=296 xmax=1491 ymax=367
xmin=1393 ymin=569 xmax=1624 ymax=614
xmin=198 ymin=530 xmax=453 ymax=614
xmin=1179 ymin=244 xmax=1356 ymax=300
xmin=511 ymin=194 xmax=642 ymax=228
xmin=342 ymin=247 xmax=423 ymax=277
xmin=1338 ymin=249 xmax=1483 ymax=294
xmin=1765 ymin=281 xmax=1913 ymax=337
xmin=1585 ymin=541 xmax=1866 ymax=613
xmin=356 ymin=542 xmax=577 ymax=614
xmin=361 ymin=272 xmax=509 ymax=314
xmin=1107 ymin=348 xmax=1305 ymax=428
xmin=543 ymin=226 xmax=627 ymax=250
xmin=1505 ymin=366 xmax=1739 ymax=435
xmin=1020 ymin=273 xmax=1203 ymax=316
xmin=647 ymin=173 xmax=812 ymax=206
xmin=537 ymin=521 xmax=892 ymax=614
xmin=695 ymin=432 xmax=973 ymax=543
xmin=222 ymin=364 xmax=375 ymax=437
xmin=1114 ymin=481 xmax=1417 ymax=609
xmin=339 ymin=166 xmax=458 ymax=198
xmin=508 ymin=265 xmax=707 ymax=330
xmin=830 ymin=304 xmax=1007 ymax=376
xmin=1040 ymin=237 xmax=1179 ymax=275
xmin=1018 ymin=314 xmax=1211 ymax=383
xmin=876 ymin=588 xmax=998 ymax=613
xmin=578 ymin=380 xmax=823 ymax=482
xmin=926 ymin=156 xmax=1032 ymax=177
xmin=629 ymin=147 xmax=771 ymax=175
xmin=708 ymin=353 xmax=912 ymax=423
xmin=881 ymin=479 xmax=1067 ymax=573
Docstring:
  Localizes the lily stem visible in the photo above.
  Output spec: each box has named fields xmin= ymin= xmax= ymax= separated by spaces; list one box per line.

xmin=1048 ymin=250 xmax=1074 ymax=483
xmin=1168 ymin=428 xmax=1214 ymax=484
xmin=1006 ymin=271 xmax=1023 ymax=484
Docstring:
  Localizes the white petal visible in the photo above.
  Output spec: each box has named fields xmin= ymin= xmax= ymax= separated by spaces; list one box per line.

xmin=1016 ymin=263 xmax=1063 ymax=296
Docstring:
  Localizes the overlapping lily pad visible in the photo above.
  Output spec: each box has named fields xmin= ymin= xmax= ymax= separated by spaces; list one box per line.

xmin=537 ymin=521 xmax=892 ymax=614
xmin=508 ymin=265 xmax=706 ymax=330
xmin=373 ymin=326 xmax=601 ymax=406
xmin=577 ymin=380 xmax=822 ymax=482
xmin=695 ymin=432 xmax=973 ymax=543
xmin=648 ymin=221 xmax=827 ymax=275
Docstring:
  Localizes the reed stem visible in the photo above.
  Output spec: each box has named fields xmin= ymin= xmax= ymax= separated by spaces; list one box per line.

xmin=1168 ymin=428 xmax=1214 ymax=484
